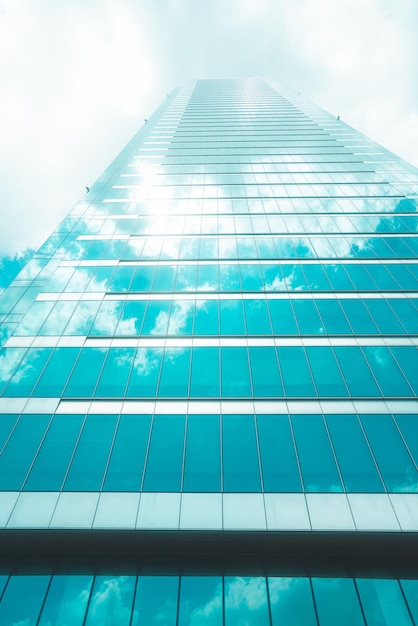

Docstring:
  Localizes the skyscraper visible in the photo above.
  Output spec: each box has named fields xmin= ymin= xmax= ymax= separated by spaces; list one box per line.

xmin=1 ymin=77 xmax=418 ymax=623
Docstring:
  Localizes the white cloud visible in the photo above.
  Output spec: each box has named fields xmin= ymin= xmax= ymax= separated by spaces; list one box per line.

xmin=0 ymin=0 xmax=417 ymax=257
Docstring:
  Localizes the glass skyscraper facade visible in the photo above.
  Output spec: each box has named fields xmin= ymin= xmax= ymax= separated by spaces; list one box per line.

xmin=1 ymin=78 xmax=418 ymax=623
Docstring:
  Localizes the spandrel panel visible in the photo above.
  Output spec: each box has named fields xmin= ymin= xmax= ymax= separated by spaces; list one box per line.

xmin=0 ymin=414 xmax=52 ymax=490
xmin=63 ymin=414 xmax=118 ymax=491
xmin=360 ymin=414 xmax=418 ymax=492
xmin=326 ymin=414 xmax=384 ymax=492
xmin=143 ymin=414 xmax=186 ymax=492
xmin=224 ymin=577 xmax=270 ymax=626
xmin=0 ymin=575 xmax=51 ymax=626
xmin=84 ymin=575 xmax=136 ymax=626
xmin=63 ymin=347 xmax=107 ymax=398
xmin=257 ymin=414 xmax=302 ymax=492
xmin=291 ymin=414 xmax=343 ymax=492
xmin=131 ymin=576 xmax=178 ymax=626
xmin=268 ymin=577 xmax=317 ymax=626
xmin=221 ymin=347 xmax=252 ymax=397
xmin=222 ymin=414 xmax=261 ymax=492
xmin=25 ymin=413 xmax=85 ymax=491
xmin=189 ymin=347 xmax=219 ymax=397
xmin=126 ymin=348 xmax=163 ymax=397
xmin=183 ymin=414 xmax=221 ymax=492
xmin=38 ymin=575 xmax=93 ymax=626
xmin=95 ymin=347 xmax=135 ymax=397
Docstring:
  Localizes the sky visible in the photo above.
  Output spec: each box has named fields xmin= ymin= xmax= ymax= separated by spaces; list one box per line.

xmin=1 ymin=0 xmax=418 ymax=286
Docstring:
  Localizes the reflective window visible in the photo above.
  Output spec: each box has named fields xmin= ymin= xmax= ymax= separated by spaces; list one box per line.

xmin=38 ymin=575 xmax=93 ymax=626
xmin=143 ymin=414 xmax=186 ymax=491
xmin=223 ymin=414 xmax=261 ymax=492
xmin=257 ymin=414 xmax=302 ymax=491
xmin=85 ymin=576 xmax=135 ymax=626
xmin=312 ymin=578 xmax=365 ymax=626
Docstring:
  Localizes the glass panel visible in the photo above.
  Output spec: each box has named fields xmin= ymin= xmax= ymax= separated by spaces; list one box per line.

xmin=357 ymin=578 xmax=413 ymax=626
xmin=306 ymin=346 xmax=348 ymax=397
xmin=0 ymin=575 xmax=50 ymax=626
xmin=158 ymin=348 xmax=191 ymax=397
xmin=257 ymin=414 xmax=302 ymax=492
xmin=249 ymin=347 xmax=283 ymax=397
xmin=126 ymin=348 xmax=163 ymax=397
xmin=315 ymin=299 xmax=352 ymax=335
xmin=3 ymin=348 xmax=52 ymax=397
xmin=362 ymin=347 xmax=413 ymax=397
xmin=268 ymin=299 xmax=298 ymax=334
xmin=400 ymin=580 xmax=418 ymax=622
xmin=39 ymin=575 xmax=93 ymax=626
xmin=84 ymin=575 xmax=135 ymax=626
xmin=143 ymin=414 xmax=186 ymax=491
xmin=103 ymin=414 xmax=152 ymax=491
xmin=312 ymin=578 xmax=365 ymax=626
xmin=223 ymin=414 xmax=261 ymax=492
xmin=244 ymin=299 xmax=272 ymax=334
xmin=116 ymin=301 xmax=147 ymax=335
xmin=178 ymin=576 xmax=222 ymax=626
xmin=131 ymin=576 xmax=178 ymax=626
xmin=220 ymin=300 xmax=245 ymax=335
xmin=64 ymin=414 xmax=118 ymax=491
xmin=63 ymin=348 xmax=107 ymax=398
xmin=95 ymin=347 xmax=135 ymax=397
xmin=334 ymin=347 xmax=381 ymax=397
xmin=292 ymin=299 xmax=324 ymax=334
xmin=269 ymin=577 xmax=317 ymax=626
xmin=194 ymin=300 xmax=219 ymax=335
xmin=291 ymin=414 xmax=343 ymax=492
xmin=183 ymin=414 xmax=221 ymax=492
xmin=224 ymin=576 xmax=270 ymax=626
xmin=189 ymin=347 xmax=219 ymax=397
xmin=278 ymin=347 xmax=316 ymax=397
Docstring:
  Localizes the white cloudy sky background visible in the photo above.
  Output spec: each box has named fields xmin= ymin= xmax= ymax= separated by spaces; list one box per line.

xmin=1 ymin=0 xmax=418 ymax=259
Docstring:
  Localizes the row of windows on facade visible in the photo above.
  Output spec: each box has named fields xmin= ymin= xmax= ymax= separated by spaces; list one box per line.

xmin=14 ymin=295 xmax=418 ymax=338
xmin=1 ymin=411 xmax=418 ymax=493
xmin=1 ymin=345 xmax=417 ymax=399
xmin=1 ymin=574 xmax=418 ymax=626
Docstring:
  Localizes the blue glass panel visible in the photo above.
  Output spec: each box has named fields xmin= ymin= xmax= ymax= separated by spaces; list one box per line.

xmin=178 ymin=576 xmax=222 ymax=626
xmin=131 ymin=266 xmax=156 ymax=291
xmin=364 ymin=299 xmax=405 ymax=334
xmin=303 ymin=264 xmax=332 ymax=290
xmin=244 ymin=299 xmax=272 ymax=334
xmin=223 ymin=414 xmax=261 ymax=492
xmin=38 ymin=575 xmax=93 ymax=626
xmin=89 ymin=300 xmax=124 ymax=336
xmin=250 ymin=347 xmax=283 ymax=397
xmin=278 ymin=347 xmax=316 ymax=397
xmin=84 ymin=575 xmax=135 ymax=626
xmin=360 ymin=414 xmax=418 ymax=492
xmin=240 ymin=264 xmax=263 ymax=290
xmin=390 ymin=347 xmax=418 ymax=395
xmin=306 ymin=347 xmax=349 ymax=397
xmin=268 ymin=299 xmax=299 ymax=334
xmin=0 ymin=575 xmax=50 ymax=626
xmin=344 ymin=265 xmax=377 ymax=290
xmin=281 ymin=264 xmax=308 ymax=290
xmin=194 ymin=300 xmax=219 ymax=335
xmin=168 ymin=301 xmax=194 ymax=335
xmin=33 ymin=347 xmax=80 ymax=397
xmin=261 ymin=264 xmax=286 ymax=291
xmin=143 ymin=414 xmax=186 ymax=491
xmin=400 ymin=580 xmax=418 ymax=622
xmin=334 ymin=347 xmax=381 ymax=397
xmin=64 ymin=300 xmax=101 ymax=335
xmin=158 ymin=348 xmax=191 ymax=397
xmin=312 ymin=578 xmax=365 ymax=626
xmin=362 ymin=347 xmax=413 ymax=397
xmin=291 ymin=414 xmax=343 ymax=492
xmin=197 ymin=264 xmax=219 ymax=290
xmin=326 ymin=414 xmax=384 ymax=492
xmin=131 ymin=576 xmax=178 ymax=626
xmin=220 ymin=264 xmax=241 ymax=290
xmin=3 ymin=348 xmax=52 ymax=397
xmin=95 ymin=347 xmax=135 ymax=397
xmin=369 ymin=265 xmax=399 ymax=290
xmin=63 ymin=347 xmax=107 ymax=398
xmin=220 ymin=300 xmax=245 ymax=334
xmin=116 ymin=301 xmax=147 ymax=335
xmin=25 ymin=413 xmax=85 ymax=491
xmin=183 ymin=415 xmax=221 ymax=492
xmin=103 ymin=414 xmax=152 ymax=491
xmin=0 ymin=414 xmax=51 ymax=490
xmin=292 ymin=299 xmax=324 ymax=334
xmin=221 ymin=347 xmax=252 ymax=397
xmin=64 ymin=414 xmax=118 ymax=491
xmin=257 ymin=414 xmax=302 ymax=491
xmin=323 ymin=264 xmax=355 ymax=290
xmin=224 ymin=576 xmax=270 ymax=625
xmin=153 ymin=265 xmax=177 ymax=291
xmin=390 ymin=299 xmax=418 ymax=333
xmin=175 ymin=264 xmax=198 ymax=290
xmin=108 ymin=266 xmax=135 ymax=292
xmin=357 ymin=579 xmax=413 ymax=626
xmin=189 ymin=347 xmax=219 ymax=397
xmin=0 ymin=414 xmax=19 ymax=451
xmin=394 ymin=414 xmax=418 ymax=467
xmin=268 ymin=577 xmax=317 ymax=626
xmin=142 ymin=301 xmax=171 ymax=335
xmin=126 ymin=348 xmax=163 ymax=397
xmin=315 ymin=299 xmax=352 ymax=334
xmin=339 ymin=300 xmax=379 ymax=335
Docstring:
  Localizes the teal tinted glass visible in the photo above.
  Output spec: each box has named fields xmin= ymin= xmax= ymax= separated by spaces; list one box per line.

xmin=224 ymin=576 xmax=270 ymax=626
xmin=158 ymin=347 xmax=190 ymax=397
xmin=38 ymin=575 xmax=93 ymax=626
xmin=257 ymin=414 xmax=302 ymax=491
xmin=131 ymin=577 xmax=178 ymax=626
xmin=268 ymin=299 xmax=298 ymax=334
xmin=3 ymin=348 xmax=52 ymax=397
xmin=250 ymin=346 xmax=283 ymax=397
xmin=357 ymin=578 xmax=413 ymax=626
xmin=312 ymin=578 xmax=365 ymax=626
xmin=306 ymin=346 xmax=348 ymax=397
xmin=334 ymin=347 xmax=381 ymax=397
xmin=278 ymin=347 xmax=316 ymax=397
xmin=143 ymin=414 xmax=186 ymax=491
xmin=84 ymin=575 xmax=135 ymax=626
xmin=189 ymin=347 xmax=219 ymax=397
xmin=178 ymin=576 xmax=222 ymax=626
xmin=221 ymin=347 xmax=252 ymax=397
xmin=95 ymin=347 xmax=135 ymax=397
xmin=220 ymin=299 xmax=245 ymax=334
xmin=222 ymin=414 xmax=261 ymax=492
xmin=63 ymin=347 xmax=107 ymax=398
xmin=183 ymin=414 xmax=221 ymax=491
xmin=244 ymin=299 xmax=272 ymax=334
xmin=269 ymin=577 xmax=317 ymax=626
xmin=0 ymin=575 xmax=50 ymax=626
xmin=126 ymin=347 xmax=163 ymax=397
xmin=194 ymin=299 xmax=219 ymax=334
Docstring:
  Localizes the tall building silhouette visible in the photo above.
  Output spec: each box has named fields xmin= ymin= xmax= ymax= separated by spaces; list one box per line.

xmin=1 ymin=78 xmax=418 ymax=623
